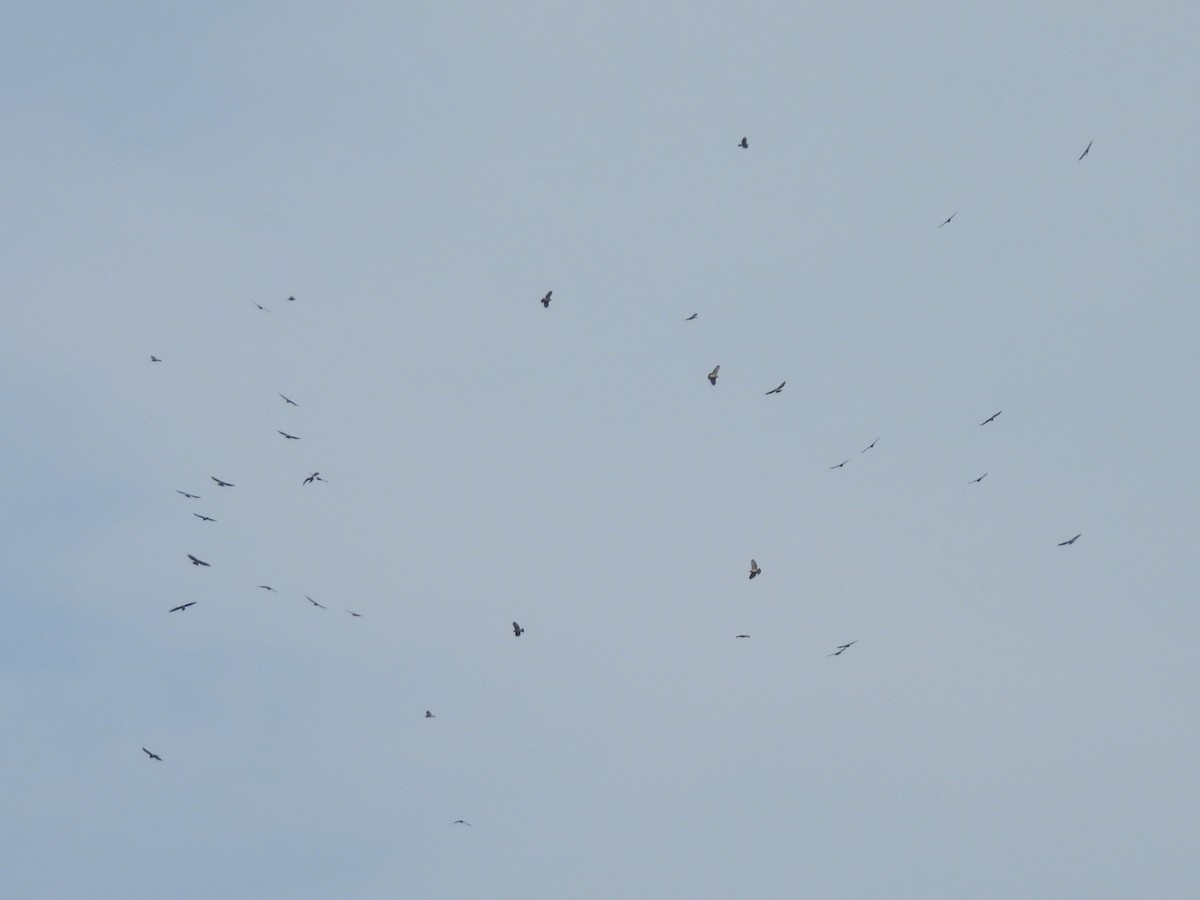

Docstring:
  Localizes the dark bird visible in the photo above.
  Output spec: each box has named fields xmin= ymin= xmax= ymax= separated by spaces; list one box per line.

xmin=749 ymin=559 xmax=761 ymax=579
xmin=452 ymin=820 xmax=471 ymax=826
xmin=829 ymin=459 xmax=849 ymax=469
xmin=1078 ymin=140 xmax=1092 ymax=160
xmin=828 ymin=641 xmax=857 ymax=656
xmin=187 ymin=554 xmax=210 ymax=567
xmin=278 ymin=430 xmax=300 ymax=440
xmin=978 ymin=410 xmax=1002 ymax=426
xmin=254 ymin=301 xmax=271 ymax=312
xmin=738 ymin=137 xmax=748 ymax=148
xmin=193 ymin=513 xmax=216 ymax=522
xmin=541 ymin=291 xmax=552 ymax=308
xmin=1058 ymin=533 xmax=1082 ymax=546
xmin=257 ymin=585 xmax=276 ymax=592
xmin=211 ymin=476 xmax=234 ymax=487
xmin=938 ymin=212 xmax=957 ymax=228
xmin=861 ymin=437 xmax=879 ymax=453
xmin=425 ymin=711 xmax=435 ymax=718
xmin=142 ymin=747 xmax=163 ymax=761
xmin=287 ymin=295 xmax=295 ymax=302
xmin=512 ymin=621 xmax=524 ymax=637
xmin=969 ymin=473 xmax=987 ymax=483
xmin=150 ymin=355 xmax=161 ymax=362
xmin=685 ymin=313 xmax=698 ymax=321
xmin=765 ymin=381 xmax=786 ymax=395
xmin=305 ymin=596 xmax=326 ymax=609
xmin=735 ymin=634 xmax=751 ymax=639
xmin=176 ymin=490 xmax=200 ymax=499
xmin=347 ymin=610 xmax=362 ymax=617
xmin=169 ymin=602 xmax=196 ymax=613
xmin=303 ymin=471 xmax=325 ymax=485
xmin=708 ymin=365 xmax=720 ymax=385
xmin=278 ymin=393 xmax=298 ymax=406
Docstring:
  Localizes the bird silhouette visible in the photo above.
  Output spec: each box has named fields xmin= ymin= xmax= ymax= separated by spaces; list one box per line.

xmin=1057 ymin=533 xmax=1082 ymax=546
xmin=347 ymin=610 xmax=362 ymax=617
xmin=738 ymin=137 xmax=748 ymax=148
xmin=425 ymin=711 xmax=435 ymax=718
xmin=685 ymin=313 xmax=698 ymax=321
xmin=764 ymin=381 xmax=785 ymax=395
xmin=142 ymin=747 xmax=163 ymax=761
xmin=187 ymin=554 xmax=210 ymax=567
xmin=278 ymin=431 xmax=300 ymax=440
xmin=193 ymin=513 xmax=216 ymax=522
xmin=969 ymin=473 xmax=987 ymax=483
xmin=303 ymin=472 xmax=325 ymax=485
xmin=978 ymin=410 xmax=1002 ymax=426
xmin=541 ymin=291 xmax=552 ymax=308
xmin=257 ymin=585 xmax=276 ymax=592
xmin=287 ymin=295 xmax=296 ymax=302
xmin=708 ymin=365 xmax=720 ymax=385
xmin=749 ymin=559 xmax=761 ymax=579
xmin=278 ymin=393 xmax=298 ymax=406
xmin=305 ymin=596 xmax=326 ymax=609
xmin=829 ymin=459 xmax=849 ymax=469
xmin=150 ymin=355 xmax=161 ymax=362
xmin=513 ymin=621 xmax=524 ymax=637
xmin=176 ymin=491 xmax=200 ymax=499
xmin=1078 ymin=140 xmax=1092 ymax=160
xmin=828 ymin=641 xmax=857 ymax=656
xmin=451 ymin=820 xmax=471 ymax=826
xmin=861 ymin=437 xmax=879 ymax=453
xmin=169 ymin=602 xmax=196 ymax=612
xmin=938 ymin=212 xmax=957 ymax=228
xmin=211 ymin=476 xmax=235 ymax=487
xmin=253 ymin=301 xmax=271 ymax=312
xmin=735 ymin=634 xmax=751 ymax=639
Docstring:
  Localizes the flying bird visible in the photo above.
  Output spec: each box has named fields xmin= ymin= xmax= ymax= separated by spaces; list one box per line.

xmin=277 ymin=430 xmax=300 ymax=440
xmin=738 ymin=137 xmax=748 ymax=148
xmin=176 ymin=491 xmax=200 ymax=499
xmin=765 ymin=381 xmax=786 ymax=395
xmin=211 ymin=476 xmax=234 ymax=487
xmin=708 ymin=365 xmax=720 ymax=385
xmin=425 ymin=711 xmax=435 ymax=718
xmin=187 ymin=554 xmax=210 ymax=567
xmin=150 ymin=355 xmax=161 ymax=362
xmin=287 ymin=295 xmax=295 ymax=302
xmin=451 ymin=820 xmax=471 ymax=826
xmin=861 ymin=437 xmax=879 ymax=453
xmin=541 ymin=291 xmax=552 ymax=308
xmin=735 ymin=634 xmax=751 ymax=639
xmin=828 ymin=641 xmax=857 ymax=656
xmin=978 ymin=410 xmax=1002 ymax=426
xmin=969 ymin=473 xmax=987 ymax=483
xmin=347 ymin=610 xmax=362 ymax=617
xmin=303 ymin=471 xmax=325 ymax=485
xmin=257 ymin=585 xmax=276 ymax=592
xmin=749 ymin=559 xmax=761 ymax=579
xmin=684 ymin=313 xmax=698 ymax=321
xmin=513 ymin=622 xmax=524 ymax=637
xmin=253 ymin=301 xmax=271 ymax=312
xmin=1057 ymin=533 xmax=1082 ymax=546
xmin=278 ymin=393 xmax=298 ymax=406
xmin=169 ymin=602 xmax=196 ymax=613
xmin=142 ymin=748 xmax=163 ymax=761
xmin=305 ymin=596 xmax=326 ymax=609
xmin=193 ymin=513 xmax=216 ymax=522
xmin=1078 ymin=140 xmax=1092 ymax=160
xmin=829 ymin=459 xmax=849 ymax=469
xmin=938 ymin=212 xmax=957 ymax=228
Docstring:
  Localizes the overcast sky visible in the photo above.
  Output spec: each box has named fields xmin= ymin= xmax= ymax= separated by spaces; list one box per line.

xmin=4 ymin=3 xmax=1200 ymax=898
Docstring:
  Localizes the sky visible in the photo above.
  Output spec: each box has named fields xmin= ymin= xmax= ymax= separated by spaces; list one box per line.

xmin=4 ymin=3 xmax=1200 ymax=897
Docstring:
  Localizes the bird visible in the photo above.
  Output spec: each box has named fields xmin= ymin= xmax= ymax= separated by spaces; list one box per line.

xmin=277 ymin=430 xmax=300 ymax=440
xmin=193 ymin=513 xmax=216 ymax=522
xmin=749 ymin=559 xmax=761 ymax=579
xmin=176 ymin=490 xmax=200 ymax=499
xmin=738 ymin=137 xmax=748 ymax=148
xmin=978 ymin=410 xmax=1002 ymax=426
xmin=253 ymin=301 xmax=271 ymax=312
xmin=861 ymin=437 xmax=879 ymax=453
xmin=425 ymin=711 xmax=435 ymax=718
xmin=347 ymin=610 xmax=362 ymax=617
xmin=287 ymin=295 xmax=295 ymax=302
xmin=211 ymin=476 xmax=234 ymax=487
xmin=735 ymin=634 xmax=751 ymax=639
xmin=150 ymin=355 xmax=161 ymax=362
xmin=828 ymin=641 xmax=857 ymax=656
xmin=257 ymin=585 xmax=276 ymax=592
xmin=765 ymin=381 xmax=785 ymax=395
xmin=278 ymin=393 xmax=298 ymax=406
xmin=169 ymin=602 xmax=196 ymax=613
xmin=142 ymin=747 xmax=163 ymax=761
xmin=969 ymin=473 xmax=987 ymax=483
xmin=684 ymin=313 xmax=698 ymax=321
xmin=303 ymin=471 xmax=325 ymax=485
xmin=1078 ymin=140 xmax=1092 ymax=160
xmin=938 ymin=212 xmax=957 ymax=228
xmin=451 ymin=820 xmax=471 ymax=826
xmin=513 ymin=622 xmax=524 ymax=637
xmin=305 ymin=596 xmax=326 ymax=609
xmin=708 ymin=365 xmax=720 ymax=385
xmin=829 ymin=459 xmax=849 ymax=469
xmin=1058 ymin=533 xmax=1082 ymax=546
xmin=187 ymin=554 xmax=210 ymax=567
xmin=541 ymin=291 xmax=552 ymax=308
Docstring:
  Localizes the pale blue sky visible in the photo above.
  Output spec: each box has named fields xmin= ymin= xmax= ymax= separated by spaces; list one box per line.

xmin=4 ymin=3 xmax=1199 ymax=898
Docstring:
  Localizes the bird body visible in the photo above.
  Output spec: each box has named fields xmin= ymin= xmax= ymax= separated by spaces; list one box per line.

xmin=708 ymin=365 xmax=720 ymax=385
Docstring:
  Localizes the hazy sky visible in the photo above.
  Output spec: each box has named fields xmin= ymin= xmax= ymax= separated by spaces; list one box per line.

xmin=5 ymin=3 xmax=1200 ymax=898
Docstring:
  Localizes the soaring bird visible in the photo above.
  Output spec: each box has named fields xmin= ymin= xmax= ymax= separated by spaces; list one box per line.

xmin=150 ymin=355 xmax=161 ymax=362
xmin=738 ymin=137 xmax=748 ymax=148
xmin=253 ymin=301 xmax=271 ymax=312
xmin=1078 ymin=140 xmax=1092 ymax=160
xmin=278 ymin=393 xmax=299 ymax=406
xmin=708 ymin=365 xmax=720 ymax=385
xmin=765 ymin=381 xmax=785 ymax=395
xmin=541 ymin=291 xmax=552 ymax=308
xmin=303 ymin=471 xmax=325 ymax=485
xmin=1057 ymin=533 xmax=1082 ymax=546
xmin=978 ymin=410 xmax=1002 ymax=426
xmin=305 ymin=596 xmax=326 ymax=609
xmin=938 ymin=212 xmax=957 ymax=228
xmin=142 ymin=747 xmax=163 ymax=761
xmin=512 ymin=621 xmax=524 ymax=637
xmin=735 ymin=634 xmax=751 ymax=639
xmin=176 ymin=490 xmax=200 ymax=499
xmin=211 ymin=476 xmax=235 ymax=487
xmin=187 ymin=554 xmax=210 ymax=567
xmin=287 ymin=295 xmax=296 ymax=302
xmin=347 ymin=610 xmax=362 ymax=617
xmin=828 ymin=641 xmax=857 ymax=656
xmin=169 ymin=602 xmax=196 ymax=613
xmin=861 ymin=437 xmax=879 ymax=453
xmin=193 ymin=513 xmax=216 ymax=522
xmin=749 ymin=559 xmax=761 ymax=579
xmin=425 ymin=711 xmax=435 ymax=718
xmin=257 ymin=585 xmax=276 ymax=592
xmin=277 ymin=431 xmax=300 ymax=440
xmin=969 ymin=473 xmax=987 ymax=483
xmin=451 ymin=820 xmax=471 ymax=826
xmin=829 ymin=459 xmax=849 ymax=469
xmin=684 ymin=313 xmax=698 ymax=321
